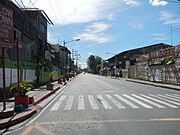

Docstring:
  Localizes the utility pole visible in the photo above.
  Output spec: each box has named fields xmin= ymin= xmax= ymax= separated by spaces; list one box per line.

xmin=74 ymin=51 xmax=81 ymax=72
xmin=171 ymin=25 xmax=173 ymax=46
xmin=62 ymin=39 xmax=80 ymax=74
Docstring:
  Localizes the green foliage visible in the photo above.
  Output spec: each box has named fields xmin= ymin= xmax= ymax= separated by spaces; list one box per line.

xmin=10 ymin=80 xmax=34 ymax=96
xmin=39 ymin=57 xmax=52 ymax=72
xmin=59 ymin=74 xmax=65 ymax=79
xmin=48 ymin=71 xmax=58 ymax=82
xmin=87 ymin=55 xmax=103 ymax=74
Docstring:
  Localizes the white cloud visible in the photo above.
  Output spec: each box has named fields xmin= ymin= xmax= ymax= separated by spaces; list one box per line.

xmin=47 ymin=32 xmax=52 ymax=41
xmin=73 ymin=22 xmax=112 ymax=44
xmin=88 ymin=52 xmax=94 ymax=56
xmin=132 ymin=24 xmax=144 ymax=29
xmin=152 ymin=33 xmax=167 ymax=42
xmin=124 ymin=0 xmax=139 ymax=7
xmin=129 ymin=22 xmax=144 ymax=29
xmin=149 ymin=0 xmax=168 ymax=6
xmin=160 ymin=11 xmax=180 ymax=26
xmin=12 ymin=0 xmax=140 ymax=25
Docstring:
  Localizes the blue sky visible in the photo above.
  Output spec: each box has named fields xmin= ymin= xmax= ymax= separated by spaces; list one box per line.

xmin=13 ymin=0 xmax=180 ymax=68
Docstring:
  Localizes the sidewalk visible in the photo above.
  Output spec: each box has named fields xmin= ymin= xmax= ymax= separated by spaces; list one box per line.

xmin=126 ymin=78 xmax=180 ymax=91
xmin=0 ymin=79 xmax=71 ymax=130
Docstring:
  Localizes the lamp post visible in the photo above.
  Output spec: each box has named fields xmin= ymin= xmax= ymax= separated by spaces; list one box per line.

xmin=106 ymin=52 xmax=117 ymax=77
xmin=63 ymin=39 xmax=80 ymax=74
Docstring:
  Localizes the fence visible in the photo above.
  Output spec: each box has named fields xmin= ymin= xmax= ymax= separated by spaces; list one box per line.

xmin=128 ymin=64 xmax=180 ymax=85
xmin=0 ymin=58 xmax=51 ymax=88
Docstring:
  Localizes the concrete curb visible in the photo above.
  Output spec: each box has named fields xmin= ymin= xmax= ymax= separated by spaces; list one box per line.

xmin=126 ymin=79 xmax=180 ymax=91
xmin=0 ymin=108 xmax=37 ymax=130
xmin=0 ymin=110 xmax=14 ymax=119
xmin=33 ymin=86 xmax=60 ymax=105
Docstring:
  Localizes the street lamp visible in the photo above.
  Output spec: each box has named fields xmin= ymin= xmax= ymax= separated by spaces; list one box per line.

xmin=63 ymin=39 xmax=80 ymax=74
xmin=106 ymin=52 xmax=117 ymax=77
xmin=63 ymin=39 xmax=80 ymax=45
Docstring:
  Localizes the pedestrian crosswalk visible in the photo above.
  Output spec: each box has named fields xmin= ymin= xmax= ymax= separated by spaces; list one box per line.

xmin=50 ymin=94 xmax=180 ymax=111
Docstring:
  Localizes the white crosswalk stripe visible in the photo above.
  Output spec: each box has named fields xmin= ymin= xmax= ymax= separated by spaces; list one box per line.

xmin=114 ymin=94 xmax=139 ymax=108
xmin=78 ymin=95 xmax=85 ymax=110
xmin=150 ymin=94 xmax=180 ymax=106
xmin=88 ymin=95 xmax=99 ymax=110
xmin=50 ymin=94 xmax=180 ymax=112
xmin=97 ymin=95 xmax=112 ymax=109
xmin=64 ymin=96 xmax=74 ymax=110
xmin=140 ymin=94 xmax=178 ymax=108
xmin=106 ymin=95 xmax=126 ymax=109
xmin=131 ymin=94 xmax=166 ymax=108
xmin=123 ymin=94 xmax=153 ymax=108
xmin=165 ymin=94 xmax=180 ymax=99
xmin=50 ymin=95 xmax=66 ymax=111
xmin=172 ymin=94 xmax=180 ymax=98
xmin=156 ymin=94 xmax=180 ymax=102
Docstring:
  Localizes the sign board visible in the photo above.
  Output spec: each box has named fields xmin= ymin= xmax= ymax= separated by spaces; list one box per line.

xmin=0 ymin=3 xmax=13 ymax=48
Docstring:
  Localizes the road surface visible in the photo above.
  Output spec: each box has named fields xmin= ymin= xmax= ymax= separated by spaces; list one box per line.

xmin=3 ymin=73 xmax=180 ymax=135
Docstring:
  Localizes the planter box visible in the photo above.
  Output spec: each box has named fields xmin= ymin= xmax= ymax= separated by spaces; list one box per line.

xmin=63 ymin=78 xmax=66 ymax=83
xmin=15 ymin=96 xmax=29 ymax=109
xmin=29 ymin=97 xmax=34 ymax=104
xmin=46 ymin=83 xmax=54 ymax=90
xmin=15 ymin=96 xmax=29 ymax=105
xmin=58 ymin=79 xmax=63 ymax=84
xmin=66 ymin=77 xmax=69 ymax=81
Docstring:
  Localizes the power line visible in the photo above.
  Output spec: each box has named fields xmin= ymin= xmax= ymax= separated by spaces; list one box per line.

xmin=149 ymin=26 xmax=180 ymax=45
xmin=55 ymin=0 xmax=72 ymax=40
xmin=27 ymin=0 xmax=37 ymax=8
xmin=14 ymin=0 xmax=22 ymax=7
xmin=20 ymin=0 xmax=26 ymax=8
xmin=48 ymin=0 xmax=68 ymax=41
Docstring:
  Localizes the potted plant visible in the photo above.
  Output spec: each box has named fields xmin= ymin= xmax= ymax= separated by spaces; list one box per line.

xmin=10 ymin=80 xmax=34 ymax=110
xmin=65 ymin=73 xmax=70 ymax=81
xmin=47 ymin=71 xmax=57 ymax=90
xmin=58 ymin=75 xmax=64 ymax=84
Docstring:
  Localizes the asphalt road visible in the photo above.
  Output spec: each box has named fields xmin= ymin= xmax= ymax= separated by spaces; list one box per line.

xmin=4 ymin=73 xmax=180 ymax=135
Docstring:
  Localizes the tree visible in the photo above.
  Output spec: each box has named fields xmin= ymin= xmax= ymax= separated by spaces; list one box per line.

xmin=87 ymin=55 xmax=103 ymax=74
xmin=87 ymin=55 xmax=96 ymax=73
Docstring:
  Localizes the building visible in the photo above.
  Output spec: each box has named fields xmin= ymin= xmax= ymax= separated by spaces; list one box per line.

xmin=106 ymin=43 xmax=172 ymax=77
xmin=23 ymin=8 xmax=53 ymax=62
xmin=51 ymin=44 xmax=71 ymax=74
xmin=0 ymin=0 xmax=53 ymax=86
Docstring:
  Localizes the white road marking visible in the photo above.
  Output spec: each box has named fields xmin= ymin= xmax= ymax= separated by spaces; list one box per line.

xmin=88 ymin=95 xmax=99 ymax=110
xmin=50 ymin=95 xmax=66 ymax=111
xmin=140 ymin=94 xmax=178 ymax=108
xmin=156 ymin=94 xmax=180 ymax=102
xmin=165 ymin=94 xmax=180 ymax=99
xmin=97 ymin=95 xmax=112 ymax=109
xmin=114 ymin=94 xmax=139 ymax=108
xmin=78 ymin=95 xmax=85 ymax=110
xmin=150 ymin=94 xmax=180 ymax=106
xmin=131 ymin=94 xmax=166 ymax=108
xmin=106 ymin=95 xmax=126 ymax=109
xmin=64 ymin=96 xmax=74 ymax=110
xmin=123 ymin=94 xmax=153 ymax=108
xmin=172 ymin=94 xmax=180 ymax=98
